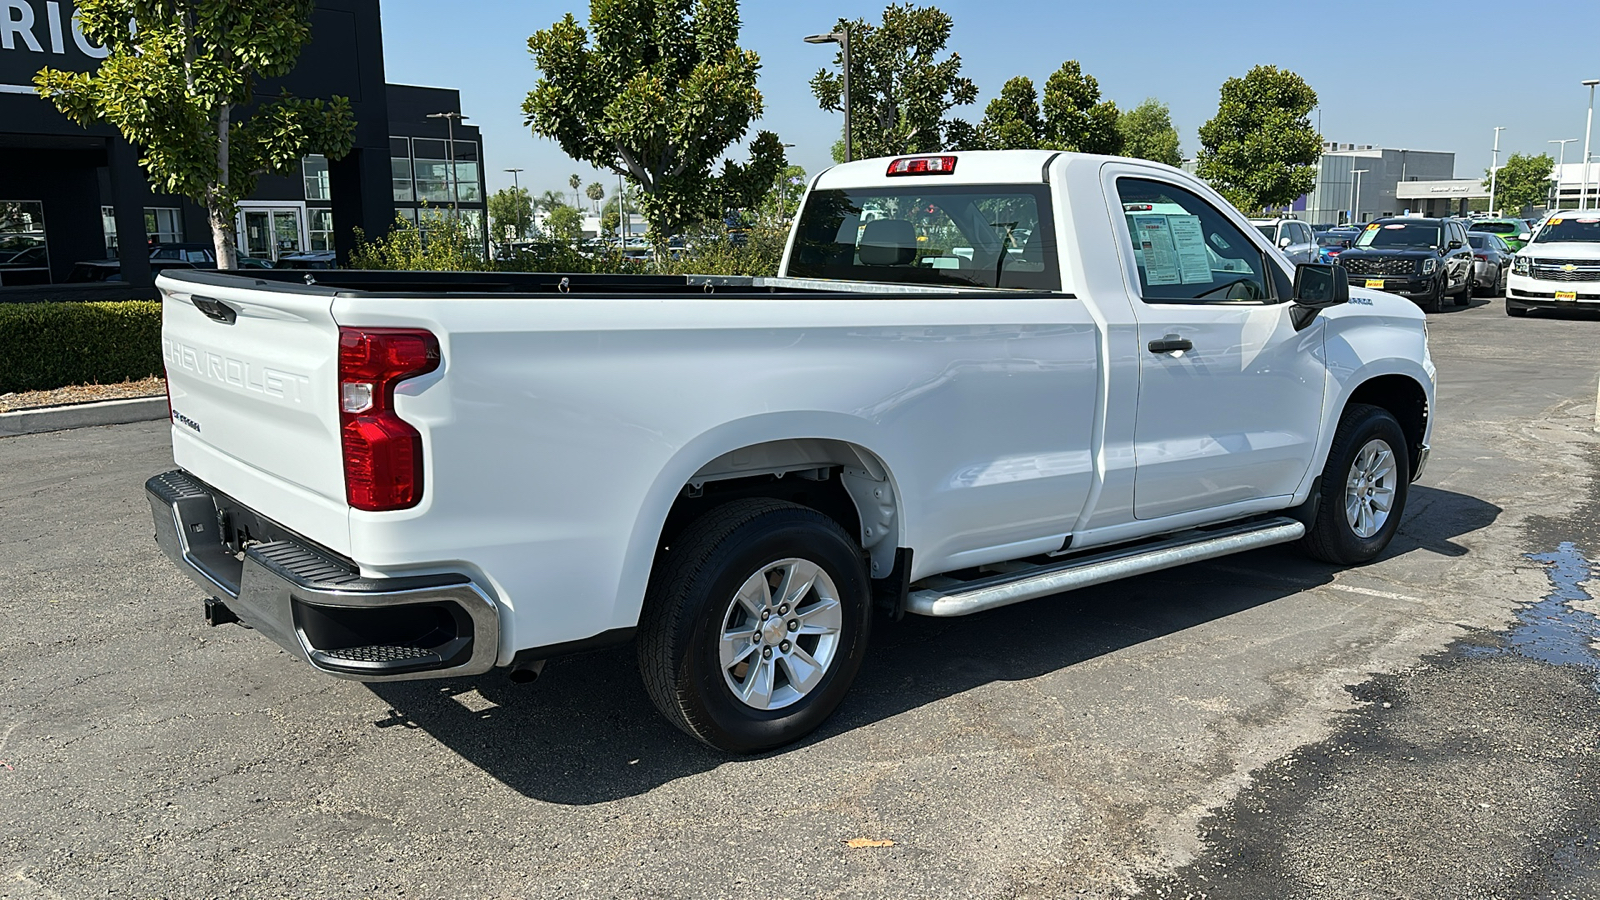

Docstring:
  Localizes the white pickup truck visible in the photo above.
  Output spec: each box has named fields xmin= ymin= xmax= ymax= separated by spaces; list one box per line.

xmin=147 ymin=150 xmax=1435 ymax=752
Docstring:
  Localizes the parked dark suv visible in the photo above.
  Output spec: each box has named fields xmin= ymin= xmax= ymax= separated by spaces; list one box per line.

xmin=1335 ymin=217 xmax=1476 ymax=312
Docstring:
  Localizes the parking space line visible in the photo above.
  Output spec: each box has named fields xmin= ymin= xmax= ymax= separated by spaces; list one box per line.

xmin=1325 ymin=584 xmax=1425 ymax=604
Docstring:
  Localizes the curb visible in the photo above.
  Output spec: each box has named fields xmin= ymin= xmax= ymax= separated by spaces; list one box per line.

xmin=0 ymin=396 xmax=169 ymax=438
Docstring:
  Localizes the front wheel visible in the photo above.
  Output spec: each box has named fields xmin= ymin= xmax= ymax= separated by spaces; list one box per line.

xmin=637 ymin=499 xmax=872 ymax=753
xmin=1419 ymin=277 xmax=1444 ymax=313
xmin=1299 ymin=404 xmax=1411 ymax=565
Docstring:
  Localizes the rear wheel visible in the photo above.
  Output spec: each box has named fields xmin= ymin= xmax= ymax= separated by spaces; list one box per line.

xmin=1299 ymin=403 xmax=1410 ymax=565
xmin=637 ymin=499 xmax=871 ymax=753
xmin=1455 ymin=270 xmax=1473 ymax=305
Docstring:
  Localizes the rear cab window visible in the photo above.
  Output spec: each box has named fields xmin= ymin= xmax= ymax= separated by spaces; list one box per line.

xmin=788 ymin=184 xmax=1060 ymax=290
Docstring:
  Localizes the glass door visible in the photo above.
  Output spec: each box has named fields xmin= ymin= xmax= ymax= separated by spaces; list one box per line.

xmin=272 ymin=210 xmax=303 ymax=259
xmin=242 ymin=210 xmax=272 ymax=259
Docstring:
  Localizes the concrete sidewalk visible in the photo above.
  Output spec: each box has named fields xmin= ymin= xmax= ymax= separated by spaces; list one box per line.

xmin=0 ymin=395 xmax=168 ymax=438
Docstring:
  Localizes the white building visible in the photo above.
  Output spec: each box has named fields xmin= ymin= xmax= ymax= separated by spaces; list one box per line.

xmin=1550 ymin=161 xmax=1600 ymax=210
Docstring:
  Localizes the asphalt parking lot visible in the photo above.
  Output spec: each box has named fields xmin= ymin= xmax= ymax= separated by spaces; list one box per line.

xmin=3 ymin=292 xmax=1599 ymax=899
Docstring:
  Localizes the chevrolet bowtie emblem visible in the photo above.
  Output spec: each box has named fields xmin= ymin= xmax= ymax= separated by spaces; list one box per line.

xmin=1562 ymin=264 xmax=1578 ymax=272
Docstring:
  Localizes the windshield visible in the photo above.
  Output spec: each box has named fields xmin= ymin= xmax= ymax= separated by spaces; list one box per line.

xmin=1317 ymin=233 xmax=1353 ymax=247
xmin=1354 ymin=222 xmax=1440 ymax=250
xmin=1531 ymin=215 xmax=1600 ymax=244
xmin=788 ymin=183 xmax=1059 ymax=290
xmin=1469 ymin=221 xmax=1517 ymax=234
xmin=1254 ymin=225 xmax=1277 ymax=241
xmin=1466 ymin=233 xmax=1491 ymax=249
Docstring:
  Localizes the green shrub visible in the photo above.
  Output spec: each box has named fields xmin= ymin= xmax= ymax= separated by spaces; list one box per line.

xmin=0 ymin=300 xmax=163 ymax=394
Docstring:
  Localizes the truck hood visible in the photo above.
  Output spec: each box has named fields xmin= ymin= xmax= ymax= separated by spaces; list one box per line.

xmin=1338 ymin=248 xmax=1440 ymax=261
xmin=1519 ymin=242 xmax=1600 ymax=260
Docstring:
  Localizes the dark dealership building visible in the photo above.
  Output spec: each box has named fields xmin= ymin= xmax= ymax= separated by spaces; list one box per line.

xmin=0 ymin=0 xmax=486 ymax=295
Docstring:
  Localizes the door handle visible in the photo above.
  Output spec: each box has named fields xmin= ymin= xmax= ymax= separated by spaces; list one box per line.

xmin=1148 ymin=336 xmax=1193 ymax=354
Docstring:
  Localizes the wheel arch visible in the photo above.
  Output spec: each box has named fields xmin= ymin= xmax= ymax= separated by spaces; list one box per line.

xmin=1343 ymin=373 xmax=1430 ymax=476
xmin=613 ymin=414 xmax=905 ymax=629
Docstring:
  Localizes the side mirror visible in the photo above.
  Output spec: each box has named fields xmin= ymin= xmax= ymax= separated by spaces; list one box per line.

xmin=1291 ymin=263 xmax=1348 ymax=330
xmin=1447 ymin=240 xmax=1463 ymax=250
xmin=1518 ymin=232 xmax=1532 ymax=242
xmin=1278 ymin=235 xmax=1293 ymax=248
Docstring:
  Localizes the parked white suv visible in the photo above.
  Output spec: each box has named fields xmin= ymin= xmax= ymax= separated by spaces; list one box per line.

xmin=1249 ymin=217 xmax=1319 ymax=265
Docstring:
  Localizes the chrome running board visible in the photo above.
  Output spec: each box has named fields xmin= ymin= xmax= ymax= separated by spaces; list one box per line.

xmin=906 ymin=517 xmax=1307 ymax=617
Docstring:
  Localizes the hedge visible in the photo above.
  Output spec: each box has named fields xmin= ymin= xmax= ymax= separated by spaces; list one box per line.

xmin=0 ymin=300 xmax=163 ymax=394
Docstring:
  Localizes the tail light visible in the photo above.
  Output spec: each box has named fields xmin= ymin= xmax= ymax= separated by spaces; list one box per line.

xmin=886 ymin=156 xmax=957 ymax=176
xmin=1474 ymin=254 xmax=1487 ymax=261
xmin=338 ymin=327 xmax=441 ymax=511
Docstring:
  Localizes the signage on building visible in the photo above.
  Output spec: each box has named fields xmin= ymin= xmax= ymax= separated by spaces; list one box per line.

xmin=1 ymin=1 xmax=107 ymax=90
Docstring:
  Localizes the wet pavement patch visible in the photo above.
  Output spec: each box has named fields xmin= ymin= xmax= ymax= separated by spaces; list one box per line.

xmin=1471 ymin=542 xmax=1600 ymax=686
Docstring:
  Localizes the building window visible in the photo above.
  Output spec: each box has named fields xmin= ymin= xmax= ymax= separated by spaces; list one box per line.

xmin=452 ymin=141 xmax=481 ymax=203
xmin=0 ymin=201 xmax=51 ymax=286
xmin=303 ymin=155 xmax=330 ymax=201
xmin=309 ymin=209 xmax=335 ymax=251
xmin=144 ymin=208 xmax=182 ymax=244
xmin=390 ymin=137 xmax=414 ymax=203
xmin=412 ymin=138 xmax=451 ymax=204
xmin=101 ymin=206 xmax=118 ymax=255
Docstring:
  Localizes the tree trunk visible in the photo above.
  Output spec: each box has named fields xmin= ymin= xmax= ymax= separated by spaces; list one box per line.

xmin=210 ymin=103 xmax=239 ymax=270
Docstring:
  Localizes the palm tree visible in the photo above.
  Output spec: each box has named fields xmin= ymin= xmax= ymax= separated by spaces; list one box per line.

xmin=569 ymin=173 xmax=581 ymax=209
xmin=586 ymin=181 xmax=605 ymax=214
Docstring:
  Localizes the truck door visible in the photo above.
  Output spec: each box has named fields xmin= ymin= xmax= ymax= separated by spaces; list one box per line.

xmin=1107 ymin=172 xmax=1327 ymax=520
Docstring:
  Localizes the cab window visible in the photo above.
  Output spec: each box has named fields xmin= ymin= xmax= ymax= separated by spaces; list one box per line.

xmin=1116 ymin=178 xmax=1271 ymax=303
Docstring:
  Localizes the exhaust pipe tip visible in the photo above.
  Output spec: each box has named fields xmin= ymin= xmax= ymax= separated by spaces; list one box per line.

xmin=508 ymin=659 xmax=545 ymax=684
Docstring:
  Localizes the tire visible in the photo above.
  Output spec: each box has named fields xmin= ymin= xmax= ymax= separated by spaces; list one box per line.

xmin=637 ymin=498 xmax=872 ymax=753
xmin=1506 ymin=300 xmax=1528 ymax=318
xmin=1455 ymin=270 xmax=1473 ymax=305
xmin=1299 ymin=403 xmax=1410 ymax=566
xmin=1419 ymin=277 xmax=1444 ymax=313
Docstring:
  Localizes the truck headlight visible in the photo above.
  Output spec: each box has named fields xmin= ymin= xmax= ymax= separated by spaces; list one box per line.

xmin=1420 ymin=258 xmax=1437 ymax=275
xmin=1513 ymin=255 xmax=1531 ymax=276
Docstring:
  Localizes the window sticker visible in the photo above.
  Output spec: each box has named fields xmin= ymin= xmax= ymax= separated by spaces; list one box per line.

xmin=1366 ymin=224 xmax=1380 ymax=230
xmin=1167 ymin=215 xmax=1213 ymax=284
xmin=1132 ymin=215 xmax=1181 ymax=285
xmin=1383 ymin=224 xmax=1406 ymax=229
xmin=1549 ymin=219 xmax=1564 ymax=225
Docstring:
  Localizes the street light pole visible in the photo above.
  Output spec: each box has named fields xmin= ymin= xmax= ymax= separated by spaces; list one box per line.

xmin=1488 ymin=126 xmax=1504 ymax=215
xmin=1350 ymin=168 xmax=1369 ymax=225
xmin=1582 ymin=79 xmax=1599 ymax=211
xmin=805 ymin=28 xmax=852 ymax=162
xmin=1548 ymin=140 xmax=1576 ymax=210
xmin=503 ymin=168 xmax=525 ymax=241
xmin=426 ymin=111 xmax=469 ymax=215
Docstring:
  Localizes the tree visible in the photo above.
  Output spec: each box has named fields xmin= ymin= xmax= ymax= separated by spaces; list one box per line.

xmin=569 ymin=172 xmax=582 ymax=209
xmin=545 ymin=204 xmax=584 ymax=243
xmin=34 ymin=0 xmax=354 ymax=269
xmin=956 ymin=62 xmax=1122 ymax=154
xmin=969 ymin=77 xmax=1044 ymax=150
xmin=760 ymin=164 xmax=807 ymax=223
xmin=524 ymin=0 xmax=784 ymax=246
xmin=586 ymin=181 xmax=606 ymax=213
xmin=1118 ymin=98 xmax=1182 ymax=166
xmin=488 ymin=186 xmax=534 ymax=245
xmin=1486 ymin=152 xmax=1553 ymax=215
xmin=1196 ymin=66 xmax=1321 ymax=213
xmin=1040 ymin=61 xmax=1121 ymax=155
xmin=808 ymin=4 xmax=977 ymax=159
xmin=536 ymin=189 xmax=568 ymax=214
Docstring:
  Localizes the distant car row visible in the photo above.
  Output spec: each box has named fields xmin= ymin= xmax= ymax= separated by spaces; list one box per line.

xmin=66 ymin=244 xmax=335 ymax=282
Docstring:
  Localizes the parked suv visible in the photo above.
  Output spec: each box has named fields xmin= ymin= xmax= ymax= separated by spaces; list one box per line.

xmin=1248 ymin=217 xmax=1318 ymax=264
xmin=1336 ymin=217 xmax=1475 ymax=312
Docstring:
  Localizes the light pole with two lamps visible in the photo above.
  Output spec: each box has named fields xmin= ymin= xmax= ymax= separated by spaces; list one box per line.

xmin=1488 ymin=126 xmax=1504 ymax=215
xmin=504 ymin=167 xmax=525 ymax=243
xmin=1582 ymin=79 xmax=1598 ymax=211
xmin=1548 ymin=139 xmax=1576 ymax=210
xmin=804 ymin=29 xmax=851 ymax=163
xmin=1349 ymin=168 xmax=1369 ymax=226
xmin=425 ymin=111 xmax=469 ymax=215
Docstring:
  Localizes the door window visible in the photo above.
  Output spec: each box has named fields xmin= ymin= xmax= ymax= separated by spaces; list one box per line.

xmin=1117 ymin=178 xmax=1271 ymax=303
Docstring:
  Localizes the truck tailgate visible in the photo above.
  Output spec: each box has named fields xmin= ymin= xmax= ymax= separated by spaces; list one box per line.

xmin=158 ymin=274 xmax=351 ymax=555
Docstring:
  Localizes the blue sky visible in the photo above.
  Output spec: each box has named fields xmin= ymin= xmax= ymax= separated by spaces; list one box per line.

xmin=379 ymin=0 xmax=1600 ymax=199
